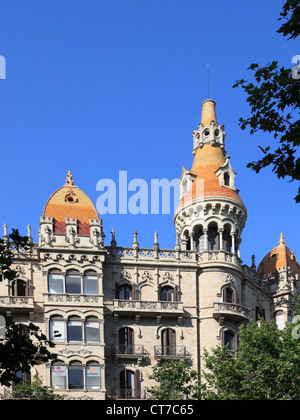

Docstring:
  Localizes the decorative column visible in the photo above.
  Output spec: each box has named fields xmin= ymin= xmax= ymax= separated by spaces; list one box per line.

xmin=189 ymin=232 xmax=194 ymax=251
xmin=231 ymin=232 xmax=236 ymax=254
xmin=203 ymin=228 xmax=208 ymax=250
xmin=218 ymin=228 xmax=224 ymax=250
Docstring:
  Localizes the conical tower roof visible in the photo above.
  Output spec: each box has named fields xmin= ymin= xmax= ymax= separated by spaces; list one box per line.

xmin=177 ymin=99 xmax=245 ymax=210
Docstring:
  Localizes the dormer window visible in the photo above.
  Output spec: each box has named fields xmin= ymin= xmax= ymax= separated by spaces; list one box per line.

xmin=215 ymin=156 xmax=237 ymax=190
xmin=224 ymin=172 xmax=230 ymax=186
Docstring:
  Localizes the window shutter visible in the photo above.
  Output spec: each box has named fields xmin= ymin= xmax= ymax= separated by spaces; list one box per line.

xmin=132 ymin=284 xmax=137 ymax=300
xmin=134 ymin=370 xmax=141 ymax=398
xmin=158 ymin=284 xmax=161 ymax=301
xmin=233 ymin=333 xmax=238 ymax=352
xmin=115 ymin=283 xmax=119 ymax=299
xmin=174 ymin=285 xmax=179 ymax=302
xmin=233 ymin=288 xmax=238 ymax=304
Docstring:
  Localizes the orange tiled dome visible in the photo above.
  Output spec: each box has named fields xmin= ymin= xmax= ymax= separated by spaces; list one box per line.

xmin=43 ymin=171 xmax=99 ymax=235
xmin=257 ymin=233 xmax=300 ymax=280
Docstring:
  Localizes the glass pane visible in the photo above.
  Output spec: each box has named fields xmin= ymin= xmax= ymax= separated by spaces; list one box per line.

xmin=66 ymin=274 xmax=81 ymax=294
xmin=198 ymin=235 xmax=205 ymax=252
xmin=83 ymin=276 xmax=98 ymax=295
xmin=67 ymin=321 xmax=82 ymax=342
xmin=50 ymin=320 xmax=65 ymax=342
xmin=49 ymin=274 xmax=64 ymax=294
xmin=224 ymin=332 xmax=233 ymax=350
xmin=51 ymin=366 xmax=67 ymax=389
xmin=68 ymin=365 xmax=83 ymax=389
xmin=86 ymin=366 xmax=100 ymax=389
xmin=119 ymin=285 xmax=132 ymax=300
xmin=161 ymin=287 xmax=174 ymax=302
xmin=276 ymin=313 xmax=285 ymax=330
xmin=85 ymin=322 xmax=99 ymax=343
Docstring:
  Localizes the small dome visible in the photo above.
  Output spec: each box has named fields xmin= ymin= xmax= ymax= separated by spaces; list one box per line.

xmin=257 ymin=233 xmax=300 ymax=280
xmin=43 ymin=171 xmax=99 ymax=234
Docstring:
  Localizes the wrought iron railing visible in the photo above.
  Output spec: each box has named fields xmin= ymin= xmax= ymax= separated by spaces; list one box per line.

xmin=112 ymin=344 xmax=145 ymax=356
xmin=154 ymin=345 xmax=187 ymax=358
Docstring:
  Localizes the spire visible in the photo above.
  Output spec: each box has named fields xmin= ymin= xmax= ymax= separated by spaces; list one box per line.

xmin=201 ymin=99 xmax=217 ymax=127
xmin=65 ymin=170 xmax=74 ymax=186
xmin=278 ymin=233 xmax=286 ymax=246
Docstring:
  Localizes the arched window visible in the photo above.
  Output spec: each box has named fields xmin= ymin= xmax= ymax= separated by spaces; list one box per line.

xmin=51 ymin=360 xmax=101 ymax=390
xmin=224 ymin=331 xmax=234 ymax=351
xmin=117 ymin=284 xmax=132 ymax=300
xmin=50 ymin=315 xmax=65 ymax=343
xmin=119 ymin=327 xmax=134 ymax=354
xmin=275 ymin=310 xmax=285 ymax=330
xmin=12 ymin=280 xmax=28 ymax=297
xmin=51 ymin=361 xmax=67 ymax=389
xmin=83 ymin=270 xmax=98 ymax=295
xmin=208 ymin=227 xmax=218 ymax=250
xmin=66 ymin=270 xmax=81 ymax=294
xmin=160 ymin=286 xmax=174 ymax=302
xmin=68 ymin=361 xmax=84 ymax=390
xmin=67 ymin=316 xmax=82 ymax=342
xmin=48 ymin=269 xmax=64 ymax=294
xmin=223 ymin=230 xmax=232 ymax=252
xmin=161 ymin=328 xmax=176 ymax=355
xmin=85 ymin=316 xmax=100 ymax=343
xmin=223 ymin=287 xmax=234 ymax=303
xmin=255 ymin=306 xmax=265 ymax=321
xmin=86 ymin=361 xmax=101 ymax=390
xmin=194 ymin=227 xmax=205 ymax=253
xmin=120 ymin=370 xmax=134 ymax=398
xmin=185 ymin=231 xmax=191 ymax=251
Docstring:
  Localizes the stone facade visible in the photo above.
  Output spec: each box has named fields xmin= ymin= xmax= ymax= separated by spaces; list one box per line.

xmin=0 ymin=99 xmax=299 ymax=400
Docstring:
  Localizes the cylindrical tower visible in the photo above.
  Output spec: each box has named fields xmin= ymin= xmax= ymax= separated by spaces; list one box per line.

xmin=174 ymin=99 xmax=248 ymax=356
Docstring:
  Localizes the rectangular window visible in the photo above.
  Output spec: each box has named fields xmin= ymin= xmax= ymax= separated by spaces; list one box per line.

xmin=68 ymin=365 xmax=83 ymax=389
xmin=49 ymin=274 xmax=64 ymax=294
xmin=51 ymin=366 xmax=67 ymax=389
xmin=66 ymin=274 xmax=81 ymax=294
xmin=67 ymin=320 xmax=82 ymax=342
xmin=86 ymin=366 xmax=101 ymax=389
xmin=85 ymin=321 xmax=100 ymax=343
xmin=50 ymin=320 xmax=65 ymax=343
xmin=83 ymin=275 xmax=98 ymax=295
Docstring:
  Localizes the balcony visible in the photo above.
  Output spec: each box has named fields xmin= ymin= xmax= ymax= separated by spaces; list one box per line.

xmin=0 ymin=296 xmax=34 ymax=314
xmin=44 ymin=293 xmax=103 ymax=308
xmin=108 ymin=388 xmax=148 ymax=400
xmin=198 ymin=250 xmax=242 ymax=267
xmin=213 ymin=302 xmax=250 ymax=322
xmin=112 ymin=344 xmax=146 ymax=365
xmin=113 ymin=300 xmax=184 ymax=320
xmin=154 ymin=345 xmax=188 ymax=361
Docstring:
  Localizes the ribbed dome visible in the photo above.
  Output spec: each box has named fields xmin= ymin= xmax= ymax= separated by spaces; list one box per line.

xmin=257 ymin=233 xmax=300 ymax=280
xmin=43 ymin=171 xmax=99 ymax=234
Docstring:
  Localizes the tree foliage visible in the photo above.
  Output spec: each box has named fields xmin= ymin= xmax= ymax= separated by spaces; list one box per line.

xmin=147 ymin=299 xmax=300 ymax=400
xmin=233 ymin=0 xmax=300 ymax=202
xmin=0 ymin=229 xmax=57 ymax=387
xmin=12 ymin=375 xmax=64 ymax=400
xmin=201 ymin=301 xmax=300 ymax=400
xmin=146 ymin=359 xmax=199 ymax=400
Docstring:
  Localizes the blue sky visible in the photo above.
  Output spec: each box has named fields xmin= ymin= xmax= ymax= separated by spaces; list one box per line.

xmin=0 ymin=0 xmax=298 ymax=268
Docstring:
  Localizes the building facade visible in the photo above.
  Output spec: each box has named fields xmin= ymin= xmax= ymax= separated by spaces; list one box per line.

xmin=0 ymin=99 xmax=299 ymax=400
